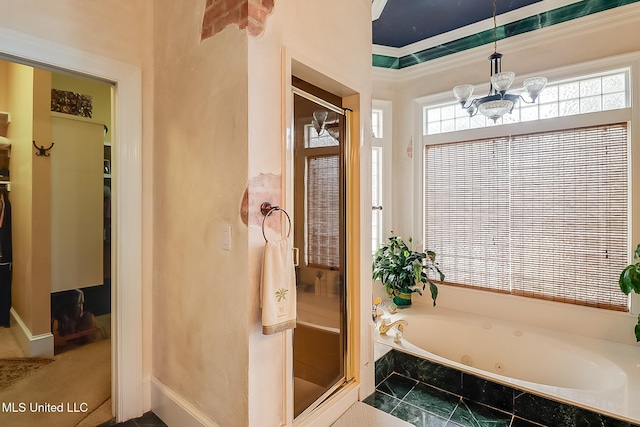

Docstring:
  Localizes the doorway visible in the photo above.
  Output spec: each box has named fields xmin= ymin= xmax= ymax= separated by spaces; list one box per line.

xmin=0 ymin=26 xmax=143 ymax=422
xmin=291 ymin=82 xmax=350 ymax=418
xmin=0 ymin=58 xmax=114 ymax=423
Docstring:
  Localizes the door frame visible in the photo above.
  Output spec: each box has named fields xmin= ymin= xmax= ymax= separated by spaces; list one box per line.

xmin=0 ymin=26 xmax=143 ymax=422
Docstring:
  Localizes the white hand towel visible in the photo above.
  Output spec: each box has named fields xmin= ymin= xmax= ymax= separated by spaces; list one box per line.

xmin=261 ymin=238 xmax=296 ymax=335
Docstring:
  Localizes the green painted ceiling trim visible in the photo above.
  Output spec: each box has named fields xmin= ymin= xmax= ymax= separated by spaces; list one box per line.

xmin=373 ymin=0 xmax=640 ymax=69
xmin=372 ymin=54 xmax=400 ymax=69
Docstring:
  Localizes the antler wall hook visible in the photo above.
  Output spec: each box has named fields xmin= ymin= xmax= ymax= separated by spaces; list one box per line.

xmin=33 ymin=140 xmax=54 ymax=157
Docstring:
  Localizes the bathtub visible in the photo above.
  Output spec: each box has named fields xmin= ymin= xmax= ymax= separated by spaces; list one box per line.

xmin=374 ymin=304 xmax=640 ymax=424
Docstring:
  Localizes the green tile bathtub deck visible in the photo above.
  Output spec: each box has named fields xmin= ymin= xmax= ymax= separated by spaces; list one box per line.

xmin=365 ymin=349 xmax=640 ymax=427
xmin=372 ymin=0 xmax=640 ymax=70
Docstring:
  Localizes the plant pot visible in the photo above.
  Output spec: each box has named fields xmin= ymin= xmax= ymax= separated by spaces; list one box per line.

xmin=393 ymin=291 xmax=412 ymax=307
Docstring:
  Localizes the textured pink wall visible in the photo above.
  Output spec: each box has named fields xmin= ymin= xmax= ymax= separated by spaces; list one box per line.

xmin=201 ymin=0 xmax=274 ymax=40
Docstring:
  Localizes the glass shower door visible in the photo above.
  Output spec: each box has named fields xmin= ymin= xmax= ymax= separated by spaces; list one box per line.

xmin=292 ymin=87 xmax=347 ymax=418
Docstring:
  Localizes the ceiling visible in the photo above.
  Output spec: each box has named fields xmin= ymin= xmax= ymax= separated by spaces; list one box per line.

xmin=371 ymin=0 xmax=640 ymax=70
xmin=373 ymin=0 xmax=540 ymax=49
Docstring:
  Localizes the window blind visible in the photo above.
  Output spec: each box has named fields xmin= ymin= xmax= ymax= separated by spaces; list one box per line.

xmin=425 ymin=123 xmax=629 ymax=310
xmin=307 ymin=155 xmax=340 ymax=268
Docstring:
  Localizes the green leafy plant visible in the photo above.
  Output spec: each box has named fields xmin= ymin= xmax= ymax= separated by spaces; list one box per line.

xmin=372 ymin=235 xmax=444 ymax=307
xmin=619 ymin=243 xmax=640 ymax=342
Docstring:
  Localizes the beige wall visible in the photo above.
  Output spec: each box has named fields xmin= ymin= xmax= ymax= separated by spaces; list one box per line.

xmin=30 ymin=68 xmax=52 ymax=336
xmin=0 ymin=60 xmax=6 ymax=109
xmin=6 ymin=63 xmax=36 ymax=334
xmin=0 ymin=0 xmax=149 ymax=67
xmin=4 ymin=64 xmax=52 ymax=337
xmin=152 ymin=2 xmax=250 ymax=426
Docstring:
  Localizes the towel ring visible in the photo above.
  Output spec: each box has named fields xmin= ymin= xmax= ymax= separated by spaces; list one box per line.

xmin=261 ymin=202 xmax=292 ymax=242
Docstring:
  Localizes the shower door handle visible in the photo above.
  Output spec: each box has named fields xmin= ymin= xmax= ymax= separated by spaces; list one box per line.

xmin=292 ymin=247 xmax=299 ymax=267
xmin=372 ymin=206 xmax=383 ymax=211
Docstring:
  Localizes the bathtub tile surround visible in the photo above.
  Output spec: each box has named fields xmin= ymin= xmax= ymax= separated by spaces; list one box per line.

xmin=368 ymin=349 xmax=640 ymax=427
xmin=393 ymin=350 xmax=463 ymax=395
xmin=513 ymin=392 xmax=578 ymax=426
xmin=375 ymin=346 xmax=395 ymax=384
xmin=462 ymin=374 xmax=514 ymax=413
xmin=378 ymin=373 xmax=419 ymax=399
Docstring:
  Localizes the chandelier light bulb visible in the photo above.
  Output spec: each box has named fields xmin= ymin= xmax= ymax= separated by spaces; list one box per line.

xmin=478 ymin=99 xmax=514 ymax=122
xmin=523 ymin=77 xmax=548 ymax=102
xmin=453 ymin=85 xmax=474 ymax=104
xmin=490 ymin=71 xmax=515 ymax=93
xmin=312 ymin=110 xmax=328 ymax=135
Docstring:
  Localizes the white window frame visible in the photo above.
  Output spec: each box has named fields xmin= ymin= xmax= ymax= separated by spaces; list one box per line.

xmin=372 ymin=100 xmax=393 ymax=251
xmin=413 ymin=52 xmax=640 ymax=335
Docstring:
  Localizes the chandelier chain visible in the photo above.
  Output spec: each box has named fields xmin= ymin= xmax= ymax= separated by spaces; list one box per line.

xmin=493 ymin=0 xmax=498 ymax=53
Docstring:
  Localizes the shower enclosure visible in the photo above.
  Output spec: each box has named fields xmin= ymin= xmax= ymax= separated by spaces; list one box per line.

xmin=291 ymin=82 xmax=349 ymax=418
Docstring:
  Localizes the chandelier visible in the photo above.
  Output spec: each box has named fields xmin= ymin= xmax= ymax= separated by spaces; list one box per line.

xmin=312 ymin=110 xmax=340 ymax=139
xmin=452 ymin=0 xmax=547 ymax=122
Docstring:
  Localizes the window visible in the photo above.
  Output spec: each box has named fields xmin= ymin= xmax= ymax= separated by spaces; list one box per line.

xmin=372 ymin=145 xmax=383 ymax=253
xmin=372 ymin=109 xmax=383 ymax=138
xmin=303 ymin=124 xmax=341 ymax=269
xmin=424 ymin=123 xmax=629 ymax=310
xmin=372 ymin=106 xmax=389 ymax=252
xmin=307 ymin=154 xmax=340 ymax=268
xmin=424 ymin=70 xmax=629 ymax=135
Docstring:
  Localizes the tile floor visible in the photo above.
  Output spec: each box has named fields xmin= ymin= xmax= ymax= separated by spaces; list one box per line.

xmin=100 ymin=411 xmax=167 ymax=427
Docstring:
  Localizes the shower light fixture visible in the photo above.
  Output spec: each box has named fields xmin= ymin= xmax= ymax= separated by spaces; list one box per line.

xmin=452 ymin=0 xmax=547 ymax=122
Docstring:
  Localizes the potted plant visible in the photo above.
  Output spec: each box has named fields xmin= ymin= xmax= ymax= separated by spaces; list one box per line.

xmin=619 ymin=243 xmax=640 ymax=342
xmin=372 ymin=235 xmax=444 ymax=308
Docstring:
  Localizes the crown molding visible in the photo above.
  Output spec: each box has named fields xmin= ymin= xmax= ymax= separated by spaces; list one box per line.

xmin=372 ymin=0 xmax=388 ymax=21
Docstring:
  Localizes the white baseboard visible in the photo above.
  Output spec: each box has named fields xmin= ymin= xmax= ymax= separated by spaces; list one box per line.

xmin=150 ymin=376 xmax=220 ymax=427
xmin=10 ymin=308 xmax=54 ymax=357
xmin=143 ymin=375 xmax=152 ymax=412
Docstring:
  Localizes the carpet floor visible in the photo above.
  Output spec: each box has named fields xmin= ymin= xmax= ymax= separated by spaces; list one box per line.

xmin=0 ymin=335 xmax=111 ymax=427
xmin=0 ymin=358 xmax=55 ymax=392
